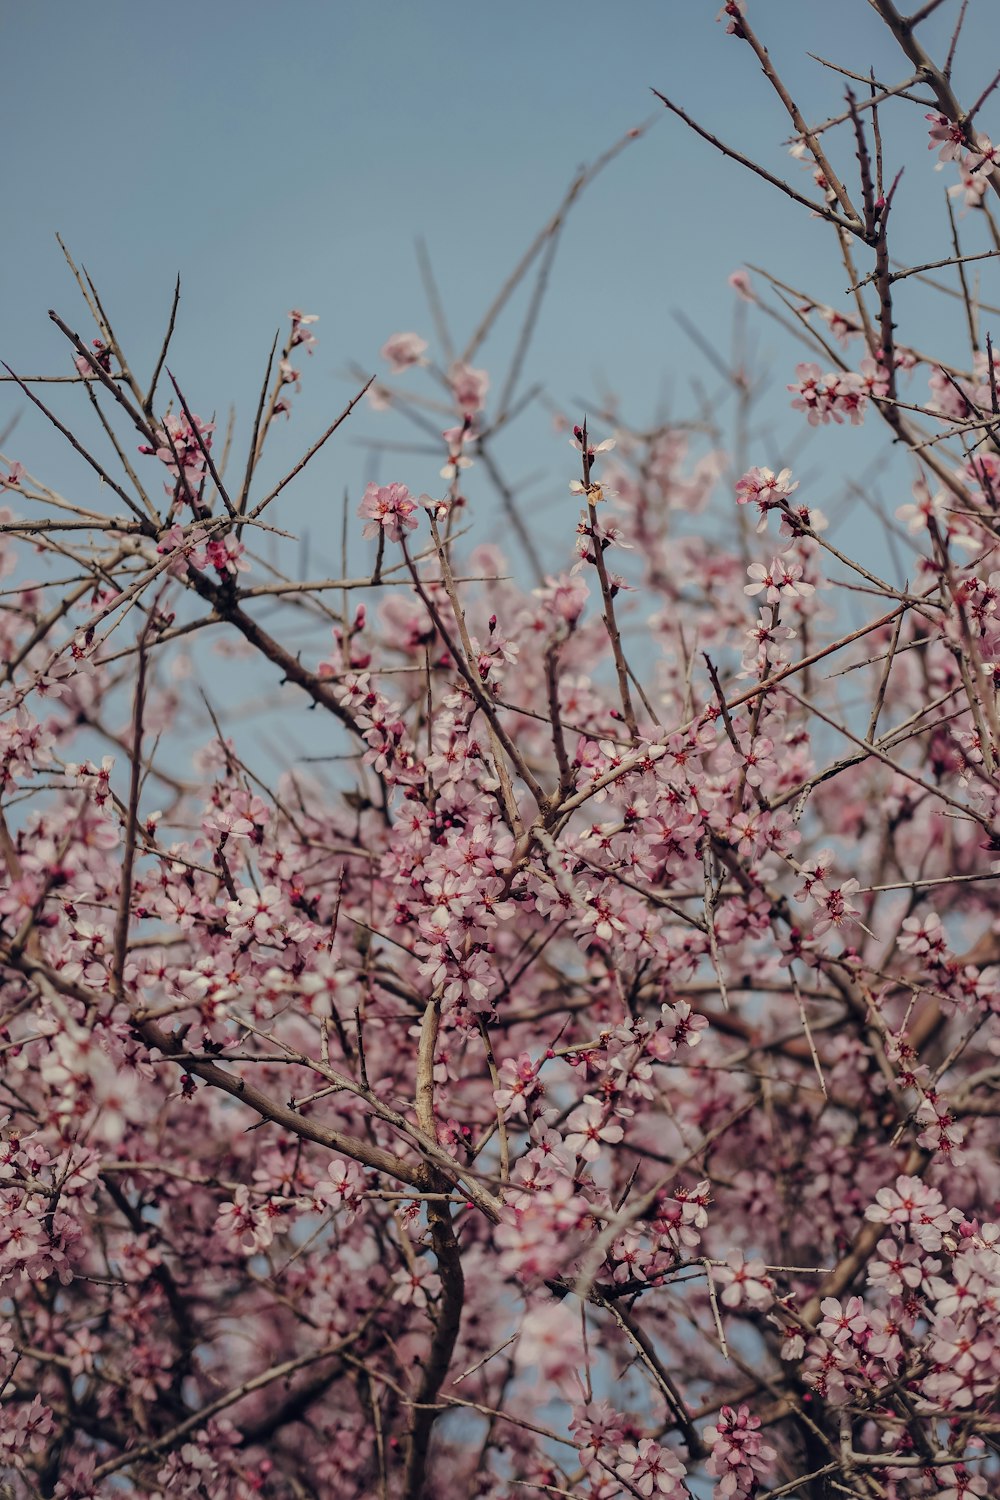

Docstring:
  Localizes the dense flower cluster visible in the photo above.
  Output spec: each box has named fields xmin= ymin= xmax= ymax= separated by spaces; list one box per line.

xmin=2 ymin=4 xmax=1000 ymax=1496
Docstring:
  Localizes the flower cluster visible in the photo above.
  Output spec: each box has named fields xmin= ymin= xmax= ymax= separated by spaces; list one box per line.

xmin=788 ymin=362 xmax=869 ymax=426
xmin=3 ymin=12 xmax=1000 ymax=1495
xmin=139 ymin=411 xmax=216 ymax=496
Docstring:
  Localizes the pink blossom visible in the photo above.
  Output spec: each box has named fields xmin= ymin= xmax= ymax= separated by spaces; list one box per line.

xmin=564 ymin=1094 xmax=625 ymax=1160
xmin=898 ymin=909 xmax=947 ymax=956
xmin=2 ymin=32 xmax=1000 ymax=1492
xmin=288 ymin=309 xmax=318 ymax=354
xmin=896 ymin=476 xmax=946 ymax=534
xmin=715 ymin=1251 xmax=774 ymax=1310
xmin=926 ymin=111 xmax=968 ymax=163
xmin=616 ymin=1437 xmax=687 ymax=1497
xmin=810 ymin=876 xmax=861 ymax=936
xmin=358 ymin=480 xmax=419 ymax=542
xmin=867 ymin=1237 xmax=928 ymax=1296
xmin=139 ymin=411 xmax=216 ymax=488
xmin=703 ymin=1404 xmax=776 ymax=1499
xmin=205 ymin=532 xmax=250 ymax=577
xmin=818 ymin=1295 xmax=868 ymax=1346
xmin=494 ymin=1053 xmax=541 ymax=1117
xmin=718 ymin=1 xmax=747 ymax=35
xmin=226 ymin=883 xmax=286 ymax=942
xmin=735 ymin=465 xmax=798 ymax=530
xmin=315 ymin=1159 xmax=366 ymax=1219
xmin=865 ymin=1176 xmax=960 ymax=1249
xmin=391 ymin=1260 xmax=441 ymax=1309
xmin=744 ymin=556 xmax=815 ymax=602
xmin=381 ymin=330 xmax=428 ymax=372
xmin=448 ymin=360 xmax=489 ymax=413
xmin=515 ymin=1299 xmax=588 ymax=1388
xmin=788 ymin=363 xmax=867 ymax=426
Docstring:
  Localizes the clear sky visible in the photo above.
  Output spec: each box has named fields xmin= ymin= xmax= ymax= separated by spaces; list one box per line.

xmin=4 ymin=1 xmax=1000 ymax=582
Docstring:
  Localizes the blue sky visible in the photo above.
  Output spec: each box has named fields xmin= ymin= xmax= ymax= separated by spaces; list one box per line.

xmin=4 ymin=2 xmax=1000 ymax=588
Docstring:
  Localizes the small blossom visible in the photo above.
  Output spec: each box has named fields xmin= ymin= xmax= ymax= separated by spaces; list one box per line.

xmin=926 ymin=112 xmax=967 ymax=163
xmin=728 ymin=268 xmax=755 ymax=301
xmin=735 ymin=465 xmax=798 ymax=531
xmin=448 ymin=361 xmax=489 ymax=413
xmin=616 ymin=1437 xmax=687 ymax=1497
xmin=381 ymin=331 xmax=428 ymax=372
xmin=564 ymin=1094 xmax=624 ymax=1161
xmin=358 ymin=481 xmax=419 ymax=543
xmin=391 ymin=1261 xmax=441 ymax=1309
xmin=715 ymin=1251 xmax=774 ymax=1310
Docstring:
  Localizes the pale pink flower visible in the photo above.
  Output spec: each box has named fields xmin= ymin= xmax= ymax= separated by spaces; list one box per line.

xmin=226 ymin=884 xmax=285 ymax=942
xmin=728 ymin=268 xmax=755 ymax=301
xmin=616 ymin=1437 xmax=687 ymax=1497
xmin=564 ymin=1095 xmax=625 ymax=1160
xmin=703 ymin=1404 xmax=776 ymax=1499
xmin=516 ymin=1299 xmax=588 ymax=1388
xmin=898 ymin=910 xmax=946 ymax=956
xmin=448 ymin=360 xmax=489 ymax=413
xmin=735 ymin=465 xmax=797 ymax=530
xmin=391 ymin=1261 xmax=441 ymax=1309
xmin=788 ymin=363 xmax=867 ymax=426
xmin=818 ymin=1295 xmax=868 ymax=1347
xmin=358 ymin=481 xmax=419 ymax=543
xmin=715 ymin=1251 xmax=773 ymax=1310
xmin=381 ymin=331 xmax=428 ymax=372
xmin=493 ymin=1053 xmax=541 ymax=1118
xmin=745 ymin=556 xmax=814 ymax=603
xmin=926 ymin=112 xmax=967 ymax=163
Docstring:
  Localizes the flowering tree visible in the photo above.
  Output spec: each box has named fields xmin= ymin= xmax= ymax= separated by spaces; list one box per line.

xmin=4 ymin=3 xmax=1000 ymax=1496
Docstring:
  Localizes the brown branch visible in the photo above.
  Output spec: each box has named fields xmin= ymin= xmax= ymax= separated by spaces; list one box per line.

xmin=237 ymin=330 xmax=280 ymax=516
xmin=166 ymin=368 xmax=237 ymax=517
xmin=403 ymin=1195 xmax=465 ymax=1500
xmin=870 ymin=0 xmax=1000 ymax=205
xmin=110 ymin=620 xmax=152 ymax=1004
xmin=247 ymin=376 xmax=375 ymax=520
xmin=145 ymin=273 xmax=181 ymax=416
xmin=733 ymin=10 xmax=861 ymax=227
xmin=0 ymin=364 xmax=154 ymax=530
xmin=462 ymin=118 xmax=655 ymax=363
xmin=652 ymin=90 xmax=859 ymax=233
xmin=47 ymin=309 xmax=158 ymax=447
xmin=91 ymin=1338 xmax=356 ymax=1480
